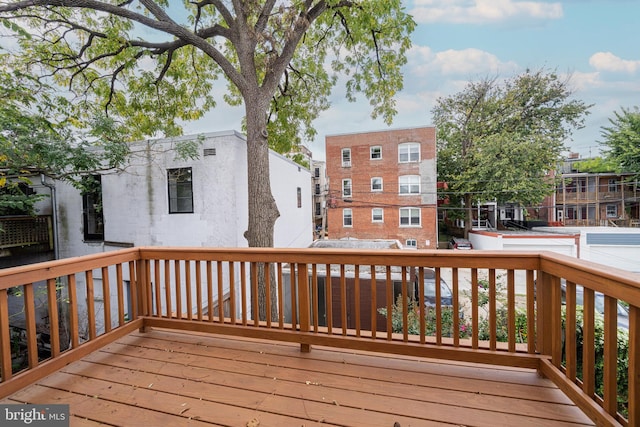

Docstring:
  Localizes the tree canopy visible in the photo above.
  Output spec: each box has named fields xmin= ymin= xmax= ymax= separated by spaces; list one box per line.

xmin=432 ymin=69 xmax=591 ymax=231
xmin=0 ymin=1 xmax=415 ymax=250
xmin=600 ymin=106 xmax=640 ymax=178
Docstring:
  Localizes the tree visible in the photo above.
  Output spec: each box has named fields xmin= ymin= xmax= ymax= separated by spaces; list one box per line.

xmin=432 ymin=69 xmax=591 ymax=234
xmin=600 ymin=106 xmax=640 ymax=178
xmin=0 ymin=1 xmax=414 ymax=320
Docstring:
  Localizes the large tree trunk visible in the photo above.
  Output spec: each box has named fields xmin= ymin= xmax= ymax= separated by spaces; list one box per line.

xmin=244 ymin=99 xmax=280 ymax=321
xmin=464 ymin=193 xmax=473 ymax=239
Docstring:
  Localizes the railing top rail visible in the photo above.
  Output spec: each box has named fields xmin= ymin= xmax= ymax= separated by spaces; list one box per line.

xmin=540 ymin=251 xmax=640 ymax=307
xmin=137 ymin=247 xmax=542 ymax=270
xmin=0 ymin=248 xmax=139 ymax=289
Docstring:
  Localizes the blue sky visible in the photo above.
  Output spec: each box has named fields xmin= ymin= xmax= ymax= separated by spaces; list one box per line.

xmin=188 ymin=0 xmax=640 ymax=162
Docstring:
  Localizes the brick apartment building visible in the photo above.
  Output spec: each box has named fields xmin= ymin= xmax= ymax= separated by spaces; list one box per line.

xmin=325 ymin=127 xmax=438 ymax=249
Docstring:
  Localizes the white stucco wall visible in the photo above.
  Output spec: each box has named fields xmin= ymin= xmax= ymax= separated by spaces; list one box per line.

xmin=469 ymin=231 xmax=577 ymax=257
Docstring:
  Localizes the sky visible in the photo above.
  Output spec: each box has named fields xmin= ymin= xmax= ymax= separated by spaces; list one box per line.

xmin=181 ymin=0 xmax=640 ymax=162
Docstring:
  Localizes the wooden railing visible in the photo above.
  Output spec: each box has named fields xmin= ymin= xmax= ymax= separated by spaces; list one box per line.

xmin=0 ymin=247 xmax=638 ymax=426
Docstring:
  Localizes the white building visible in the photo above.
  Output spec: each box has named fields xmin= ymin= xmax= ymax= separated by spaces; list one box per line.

xmin=51 ymin=131 xmax=313 ymax=329
xmin=55 ymin=130 xmax=313 ymax=257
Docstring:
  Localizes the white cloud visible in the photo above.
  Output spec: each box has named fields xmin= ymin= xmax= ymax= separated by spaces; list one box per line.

xmin=411 ymin=0 xmax=563 ymax=24
xmin=407 ymin=45 xmax=518 ymax=77
xmin=589 ymin=52 xmax=640 ymax=74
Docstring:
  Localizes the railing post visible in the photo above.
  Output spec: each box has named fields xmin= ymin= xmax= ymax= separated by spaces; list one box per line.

xmin=536 ymin=271 xmax=553 ymax=357
xmin=297 ymin=263 xmax=311 ymax=353
xmin=136 ymin=258 xmax=149 ymax=332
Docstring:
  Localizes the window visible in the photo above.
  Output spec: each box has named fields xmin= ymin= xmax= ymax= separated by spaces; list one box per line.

xmin=398 ymin=143 xmax=420 ymax=163
xmin=297 ymin=187 xmax=302 ymax=208
xmin=405 ymin=239 xmax=417 ymax=248
xmin=372 ymin=208 xmax=384 ymax=222
xmin=371 ymin=177 xmax=383 ymax=192
xmin=342 ymin=179 xmax=352 ymax=197
xmin=315 ymin=202 xmax=321 ymax=216
xmin=608 ymin=179 xmax=617 ymax=192
xmin=399 ymin=207 xmax=421 ymax=226
xmin=343 ymin=209 xmax=353 ymax=227
xmin=315 ymin=183 xmax=321 ymax=195
xmin=370 ymin=146 xmax=382 ymax=160
xmin=342 ymin=148 xmax=351 ymax=167
xmin=82 ymin=175 xmax=104 ymax=241
xmin=168 ymin=168 xmax=194 ymax=214
xmin=399 ymin=175 xmax=420 ymax=194
xmin=606 ymin=205 xmax=618 ymax=218
xmin=314 ymin=167 xmax=320 ymax=178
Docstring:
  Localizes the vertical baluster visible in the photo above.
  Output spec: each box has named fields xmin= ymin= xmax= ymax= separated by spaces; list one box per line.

xmin=312 ymin=264 xmax=319 ymax=333
xmin=354 ymin=265 xmax=361 ymax=337
xmin=582 ymin=288 xmax=596 ymax=397
xmin=128 ymin=261 xmax=138 ymax=320
xmin=217 ymin=261 xmax=224 ymax=322
xmin=240 ymin=262 xmax=247 ymax=326
xmin=325 ymin=264 xmax=332 ymax=334
xmin=565 ymin=281 xmax=577 ymax=381
xmin=164 ymin=261 xmax=171 ymax=318
xmin=116 ymin=264 xmax=125 ymax=325
xmin=68 ymin=274 xmax=80 ymax=348
xmin=85 ymin=271 xmax=96 ymax=341
xmin=229 ymin=262 xmax=236 ymax=325
xmin=290 ymin=263 xmax=297 ymax=329
xmin=174 ymin=260 xmax=182 ymax=319
xmin=251 ymin=262 xmax=259 ymax=326
xmin=22 ymin=284 xmax=38 ymax=368
xmin=526 ymin=270 xmax=535 ymax=354
xmin=0 ymin=288 xmax=12 ymax=381
xmin=371 ymin=265 xmax=377 ymax=339
xmin=265 ymin=262 xmax=272 ymax=328
xmin=418 ymin=267 xmax=425 ymax=344
xmin=386 ymin=266 xmax=392 ymax=340
xmin=297 ymin=263 xmax=310 ymax=353
xmin=628 ymin=305 xmax=639 ymax=426
xmin=471 ymin=268 xmax=479 ymax=349
xmin=435 ymin=267 xmax=442 ymax=345
xmin=551 ymin=276 xmax=563 ymax=367
xmin=507 ymin=269 xmax=515 ymax=352
xmin=207 ymin=261 xmax=214 ymax=322
xmin=102 ymin=267 xmax=112 ymax=331
xmin=452 ymin=268 xmax=459 ymax=347
xmin=185 ymin=261 xmax=192 ymax=320
xmin=143 ymin=259 xmax=151 ymax=316
xmin=277 ymin=263 xmax=284 ymax=328
xmin=46 ymin=278 xmax=60 ymax=357
xmin=195 ymin=261 xmax=203 ymax=321
xmin=603 ymin=295 xmax=618 ymax=416
xmin=489 ymin=269 xmax=496 ymax=351
xmin=340 ymin=264 xmax=347 ymax=336
xmin=401 ymin=266 xmax=408 ymax=342
xmin=153 ymin=261 xmax=161 ymax=318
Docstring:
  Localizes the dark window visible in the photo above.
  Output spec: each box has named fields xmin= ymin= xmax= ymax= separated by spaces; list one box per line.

xmin=168 ymin=168 xmax=194 ymax=214
xmin=82 ymin=175 xmax=104 ymax=241
xmin=297 ymin=187 xmax=302 ymax=208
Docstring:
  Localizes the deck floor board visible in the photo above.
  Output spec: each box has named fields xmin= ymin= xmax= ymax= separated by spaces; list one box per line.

xmin=2 ymin=329 xmax=595 ymax=426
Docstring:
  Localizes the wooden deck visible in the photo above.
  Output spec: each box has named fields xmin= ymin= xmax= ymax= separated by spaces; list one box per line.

xmin=2 ymin=328 xmax=594 ymax=427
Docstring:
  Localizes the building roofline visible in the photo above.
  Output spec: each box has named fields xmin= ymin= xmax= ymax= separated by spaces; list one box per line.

xmin=325 ymin=125 xmax=435 ymax=139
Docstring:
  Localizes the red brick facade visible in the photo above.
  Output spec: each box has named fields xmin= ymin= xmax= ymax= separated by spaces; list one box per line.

xmin=325 ymin=127 xmax=438 ymax=249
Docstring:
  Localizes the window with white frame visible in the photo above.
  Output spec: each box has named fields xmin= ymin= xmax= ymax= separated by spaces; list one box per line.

xmin=371 ymin=177 xmax=383 ymax=192
xmin=608 ymin=178 xmax=617 ymax=192
xmin=399 ymin=175 xmax=420 ymax=194
xmin=399 ymin=207 xmax=420 ymax=226
xmin=370 ymin=146 xmax=382 ymax=160
xmin=405 ymin=239 xmax=417 ymax=248
xmin=342 ymin=148 xmax=351 ymax=167
xmin=372 ymin=208 xmax=384 ymax=222
xmin=342 ymin=179 xmax=352 ymax=197
xmin=343 ymin=208 xmax=353 ymax=226
xmin=398 ymin=143 xmax=420 ymax=163
xmin=606 ymin=204 xmax=618 ymax=218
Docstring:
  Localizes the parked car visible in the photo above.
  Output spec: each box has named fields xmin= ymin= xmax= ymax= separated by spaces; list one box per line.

xmin=560 ymin=281 xmax=629 ymax=330
xmin=448 ymin=237 xmax=472 ymax=250
xmin=413 ymin=268 xmax=453 ymax=306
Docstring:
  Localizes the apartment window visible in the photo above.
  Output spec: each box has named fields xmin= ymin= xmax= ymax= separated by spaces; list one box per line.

xmin=370 ymin=146 xmax=382 ymax=160
xmin=168 ymin=168 xmax=194 ymax=214
xmin=343 ymin=208 xmax=353 ymax=227
xmin=342 ymin=179 xmax=352 ymax=197
xmin=314 ymin=167 xmax=320 ymax=178
xmin=398 ymin=143 xmax=420 ymax=163
xmin=399 ymin=175 xmax=420 ymax=194
xmin=372 ymin=208 xmax=384 ymax=222
xmin=82 ymin=175 xmax=104 ymax=241
xmin=315 ymin=202 xmax=321 ymax=216
xmin=405 ymin=239 xmax=417 ymax=248
xmin=297 ymin=187 xmax=302 ymax=208
xmin=606 ymin=205 xmax=618 ymax=218
xmin=371 ymin=177 xmax=383 ymax=192
xmin=342 ymin=148 xmax=351 ymax=167
xmin=608 ymin=179 xmax=617 ymax=192
xmin=315 ymin=183 xmax=321 ymax=195
xmin=399 ymin=207 xmax=421 ymax=226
